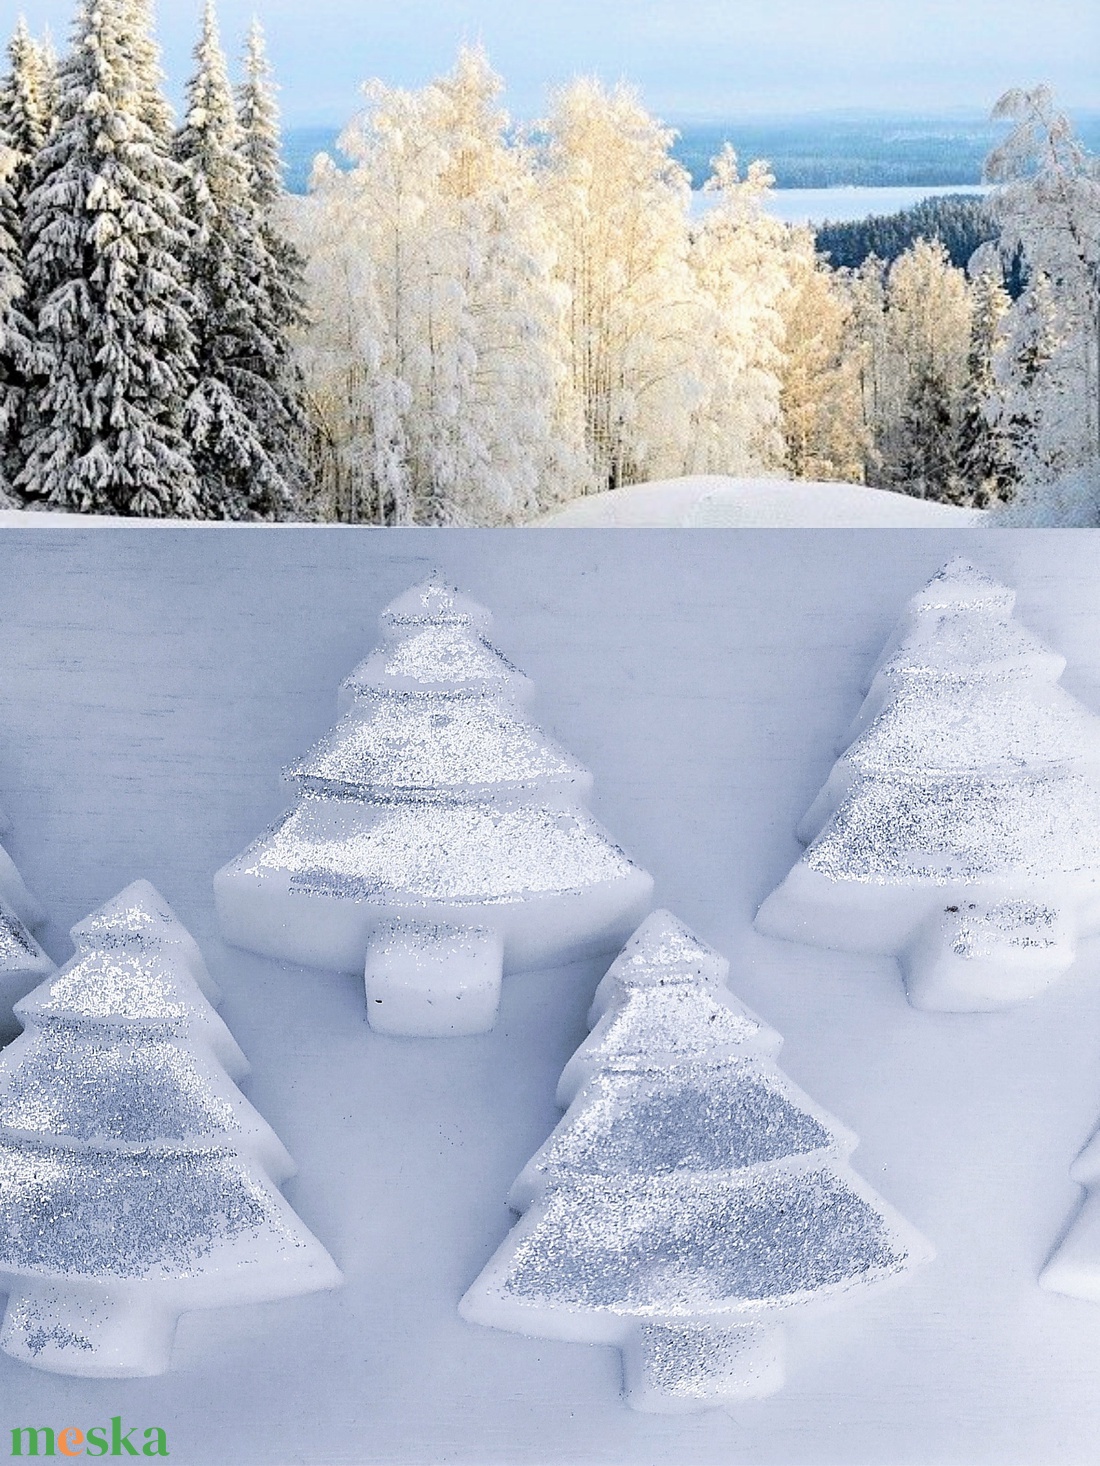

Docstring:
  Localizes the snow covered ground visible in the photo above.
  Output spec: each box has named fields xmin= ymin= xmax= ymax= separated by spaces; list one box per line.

xmin=1 ymin=528 xmax=1099 ymax=1466
xmin=537 ymin=476 xmax=986 ymax=527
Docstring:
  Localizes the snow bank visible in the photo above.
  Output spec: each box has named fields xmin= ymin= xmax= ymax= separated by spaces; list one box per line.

xmin=535 ymin=476 xmax=987 ymax=528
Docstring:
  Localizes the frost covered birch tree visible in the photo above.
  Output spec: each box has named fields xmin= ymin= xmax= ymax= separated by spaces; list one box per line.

xmin=174 ymin=1 xmax=300 ymax=519
xmin=886 ymin=239 xmax=973 ymax=499
xmin=295 ymin=47 xmax=581 ymax=524
xmin=778 ymin=229 xmax=868 ymax=483
xmin=985 ymin=88 xmax=1100 ymax=521
xmin=687 ymin=148 xmax=789 ymax=477
xmin=18 ymin=0 xmax=199 ymax=515
xmin=540 ymin=79 xmax=703 ymax=490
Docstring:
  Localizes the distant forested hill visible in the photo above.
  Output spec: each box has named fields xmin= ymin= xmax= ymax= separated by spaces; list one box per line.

xmin=815 ymin=194 xmax=997 ymax=272
xmin=284 ymin=111 xmax=1100 ymax=195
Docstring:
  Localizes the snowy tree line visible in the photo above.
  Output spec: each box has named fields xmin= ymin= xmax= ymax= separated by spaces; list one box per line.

xmin=1 ymin=9 xmax=1097 ymax=522
xmin=287 ymin=57 xmax=1100 ymax=521
xmin=0 ymin=0 xmax=307 ymax=517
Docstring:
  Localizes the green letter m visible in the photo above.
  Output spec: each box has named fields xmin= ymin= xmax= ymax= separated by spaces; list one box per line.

xmin=11 ymin=1428 xmax=55 ymax=1457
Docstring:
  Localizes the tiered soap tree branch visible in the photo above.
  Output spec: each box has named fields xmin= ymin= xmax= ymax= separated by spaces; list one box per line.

xmin=0 ymin=803 xmax=53 ymax=1040
xmin=756 ymin=558 xmax=1100 ymax=1010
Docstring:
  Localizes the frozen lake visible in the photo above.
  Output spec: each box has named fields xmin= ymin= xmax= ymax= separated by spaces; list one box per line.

xmin=693 ymin=184 xmax=992 ymax=226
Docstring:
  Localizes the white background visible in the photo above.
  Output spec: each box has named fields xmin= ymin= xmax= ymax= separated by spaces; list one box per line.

xmin=1 ymin=527 xmax=1100 ymax=1466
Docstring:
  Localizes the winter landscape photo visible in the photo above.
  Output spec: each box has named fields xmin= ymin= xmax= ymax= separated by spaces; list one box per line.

xmin=0 ymin=0 xmax=1096 ymax=525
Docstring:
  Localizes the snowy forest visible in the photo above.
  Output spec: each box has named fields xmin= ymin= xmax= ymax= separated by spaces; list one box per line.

xmin=0 ymin=2 xmax=1098 ymax=523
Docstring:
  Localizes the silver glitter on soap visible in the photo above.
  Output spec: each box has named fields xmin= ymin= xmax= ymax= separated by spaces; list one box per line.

xmin=380 ymin=579 xmax=492 ymax=632
xmin=500 ymin=1168 xmax=909 ymax=1315
xmin=220 ymin=580 xmax=651 ymax=991
xmin=0 ymin=904 xmax=37 ymax=971
xmin=809 ymin=767 xmax=1100 ymax=885
xmin=947 ymin=900 xmax=1064 ymax=958
xmin=0 ymin=889 xmax=341 ymax=1377
xmin=288 ymin=696 xmax=587 ymax=798
xmin=758 ymin=561 xmax=1100 ymax=1015
xmin=529 ymin=1063 xmax=835 ymax=1182
xmin=876 ymin=612 xmax=1062 ymax=687
xmin=251 ymin=795 xmax=638 ymax=903
xmin=343 ymin=623 xmax=529 ymax=700
xmin=629 ymin=1321 xmax=776 ymax=1402
xmin=0 ymin=1029 xmax=238 ymax=1144
xmin=72 ymin=887 xmax=182 ymax=954
xmin=605 ymin=911 xmax=728 ymax=985
xmin=0 ymin=1139 xmax=304 ymax=1279
xmin=582 ymin=986 xmax=761 ymax=1067
xmin=847 ymin=680 xmax=1100 ymax=780
xmin=907 ymin=558 xmax=1015 ymax=617
xmin=25 ymin=950 xmax=195 ymax=1022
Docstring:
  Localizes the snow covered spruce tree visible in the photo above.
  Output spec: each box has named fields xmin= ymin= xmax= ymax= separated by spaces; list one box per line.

xmin=462 ymin=911 xmax=931 ymax=1413
xmin=0 ymin=18 xmax=52 ymax=195
xmin=173 ymin=1 xmax=301 ymax=519
xmin=0 ymin=148 xmax=33 ymax=505
xmin=18 ymin=0 xmax=199 ymax=516
xmin=984 ymin=88 xmax=1100 ymax=524
xmin=0 ymin=880 xmax=341 ymax=1377
xmin=0 ymin=804 xmax=53 ymax=1040
xmin=237 ymin=20 xmax=305 ymax=339
xmin=756 ymin=558 xmax=1100 ymax=1010
xmin=215 ymin=578 xmax=653 ymax=1036
xmin=0 ymin=19 xmax=53 ymax=503
xmin=123 ymin=0 xmax=175 ymax=144
xmin=296 ymin=47 xmax=584 ymax=524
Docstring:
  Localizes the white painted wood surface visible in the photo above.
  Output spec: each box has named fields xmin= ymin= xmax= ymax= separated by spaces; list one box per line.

xmin=0 ymin=526 xmax=1098 ymax=1465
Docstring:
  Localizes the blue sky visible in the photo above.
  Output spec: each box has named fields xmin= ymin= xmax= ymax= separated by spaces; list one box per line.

xmin=12 ymin=0 xmax=1100 ymax=125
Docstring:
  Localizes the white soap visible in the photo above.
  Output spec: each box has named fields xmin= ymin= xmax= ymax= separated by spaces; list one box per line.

xmin=901 ymin=900 xmax=1075 ymax=1011
xmin=71 ymin=879 xmax=221 ymax=1003
xmin=461 ymin=911 xmax=932 ymax=1413
xmin=216 ymin=579 xmax=653 ymax=1036
xmin=0 ymin=900 xmax=55 ymax=1043
xmin=0 ymin=842 xmax=44 ymax=933
xmin=0 ymin=886 xmax=341 ymax=1378
xmin=558 ymin=911 xmax=781 ymax=1106
xmin=623 ymin=1321 xmax=785 ymax=1413
xmin=1041 ymin=1190 xmax=1100 ymax=1304
xmin=365 ymin=921 xmax=504 ymax=1038
xmin=757 ymin=560 xmax=1100 ymax=1011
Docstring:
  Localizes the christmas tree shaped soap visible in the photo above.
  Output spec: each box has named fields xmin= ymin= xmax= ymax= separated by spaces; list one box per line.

xmin=215 ymin=579 xmax=654 ymax=1037
xmin=0 ymin=810 xmax=54 ymax=1042
xmin=0 ymin=883 xmax=341 ymax=1378
xmin=461 ymin=912 xmax=931 ymax=1414
xmin=756 ymin=560 xmax=1100 ymax=1011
